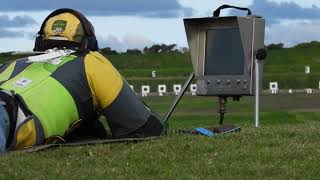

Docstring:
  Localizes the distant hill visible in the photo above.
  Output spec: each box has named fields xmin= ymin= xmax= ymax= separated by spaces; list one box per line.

xmin=1 ymin=41 xmax=320 ymax=90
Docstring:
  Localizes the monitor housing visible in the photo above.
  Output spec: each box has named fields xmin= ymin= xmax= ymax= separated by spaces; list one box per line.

xmin=184 ymin=16 xmax=265 ymax=96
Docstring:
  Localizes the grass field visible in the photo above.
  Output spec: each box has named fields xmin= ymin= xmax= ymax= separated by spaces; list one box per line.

xmin=1 ymin=94 xmax=320 ymax=179
xmin=2 ymin=45 xmax=320 ymax=89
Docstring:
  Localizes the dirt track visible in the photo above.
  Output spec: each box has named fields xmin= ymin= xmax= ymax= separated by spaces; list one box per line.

xmin=259 ymin=94 xmax=320 ymax=110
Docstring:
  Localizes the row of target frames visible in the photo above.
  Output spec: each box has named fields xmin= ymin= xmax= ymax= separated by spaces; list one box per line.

xmin=269 ymin=82 xmax=320 ymax=94
xmin=128 ymin=82 xmax=320 ymax=97
xmin=129 ymin=84 xmax=197 ymax=97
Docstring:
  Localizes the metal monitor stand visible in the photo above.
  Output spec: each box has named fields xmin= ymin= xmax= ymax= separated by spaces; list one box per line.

xmin=163 ymin=68 xmax=263 ymax=127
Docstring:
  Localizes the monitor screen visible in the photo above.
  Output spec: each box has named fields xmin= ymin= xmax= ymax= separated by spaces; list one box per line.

xmin=204 ymin=28 xmax=245 ymax=75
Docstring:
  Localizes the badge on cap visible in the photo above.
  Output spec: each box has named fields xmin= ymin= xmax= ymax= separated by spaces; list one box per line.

xmin=52 ymin=20 xmax=67 ymax=34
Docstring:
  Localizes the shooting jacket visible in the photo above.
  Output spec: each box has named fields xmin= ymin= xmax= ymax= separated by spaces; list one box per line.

xmin=0 ymin=51 xmax=152 ymax=150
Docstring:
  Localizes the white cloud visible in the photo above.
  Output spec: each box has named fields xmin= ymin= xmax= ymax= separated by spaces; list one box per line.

xmin=99 ymin=35 xmax=125 ymax=51
xmin=0 ymin=38 xmax=34 ymax=52
xmin=99 ymin=34 xmax=155 ymax=52
xmin=122 ymin=34 xmax=155 ymax=50
xmin=266 ymin=20 xmax=320 ymax=46
xmin=91 ymin=16 xmax=187 ymax=50
xmin=268 ymin=0 xmax=320 ymax=8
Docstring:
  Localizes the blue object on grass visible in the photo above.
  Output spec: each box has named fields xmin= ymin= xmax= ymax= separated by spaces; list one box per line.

xmin=195 ymin=128 xmax=215 ymax=137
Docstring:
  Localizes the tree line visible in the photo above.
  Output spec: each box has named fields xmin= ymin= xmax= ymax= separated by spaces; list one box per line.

xmin=100 ymin=41 xmax=320 ymax=55
xmin=266 ymin=41 xmax=320 ymax=50
xmin=1 ymin=41 xmax=319 ymax=59
xmin=100 ymin=44 xmax=189 ymax=55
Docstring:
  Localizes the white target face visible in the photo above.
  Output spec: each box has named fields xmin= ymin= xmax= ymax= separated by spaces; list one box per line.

xmin=190 ymin=84 xmax=197 ymax=92
xmin=141 ymin=85 xmax=150 ymax=93
xmin=158 ymin=85 xmax=167 ymax=93
xmin=173 ymin=84 xmax=181 ymax=92
xmin=269 ymin=82 xmax=278 ymax=90
xmin=173 ymin=84 xmax=181 ymax=95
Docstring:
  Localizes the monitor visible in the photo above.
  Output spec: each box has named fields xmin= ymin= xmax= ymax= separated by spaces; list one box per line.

xmin=204 ymin=28 xmax=245 ymax=76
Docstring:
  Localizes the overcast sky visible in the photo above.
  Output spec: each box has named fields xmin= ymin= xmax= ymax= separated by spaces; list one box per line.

xmin=0 ymin=0 xmax=320 ymax=52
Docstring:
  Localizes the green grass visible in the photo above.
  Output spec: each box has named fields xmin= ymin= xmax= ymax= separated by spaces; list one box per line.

xmin=2 ymin=46 xmax=320 ymax=89
xmin=1 ymin=94 xmax=320 ymax=179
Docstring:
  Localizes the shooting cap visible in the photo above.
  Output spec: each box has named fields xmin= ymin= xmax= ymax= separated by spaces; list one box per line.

xmin=34 ymin=8 xmax=98 ymax=52
xmin=44 ymin=12 xmax=85 ymax=43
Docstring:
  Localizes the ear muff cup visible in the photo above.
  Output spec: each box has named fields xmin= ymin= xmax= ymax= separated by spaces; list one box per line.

xmin=34 ymin=8 xmax=99 ymax=52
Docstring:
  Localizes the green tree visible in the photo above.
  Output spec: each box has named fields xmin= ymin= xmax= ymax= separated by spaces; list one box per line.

xmin=267 ymin=43 xmax=284 ymax=50
xmin=100 ymin=47 xmax=119 ymax=55
xmin=126 ymin=49 xmax=142 ymax=55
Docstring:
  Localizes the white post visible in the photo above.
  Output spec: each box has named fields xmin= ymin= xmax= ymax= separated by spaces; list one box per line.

xmin=305 ymin=66 xmax=310 ymax=74
xmin=306 ymin=88 xmax=313 ymax=94
xmin=254 ymin=58 xmax=263 ymax=128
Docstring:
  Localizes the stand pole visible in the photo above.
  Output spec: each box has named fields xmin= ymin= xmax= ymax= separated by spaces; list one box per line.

xmin=254 ymin=58 xmax=262 ymax=128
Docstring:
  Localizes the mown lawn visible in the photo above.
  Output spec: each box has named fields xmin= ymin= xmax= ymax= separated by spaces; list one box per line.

xmin=0 ymin=94 xmax=320 ymax=179
xmin=2 ymin=47 xmax=320 ymax=89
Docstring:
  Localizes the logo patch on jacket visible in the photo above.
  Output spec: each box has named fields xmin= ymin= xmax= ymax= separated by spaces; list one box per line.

xmin=13 ymin=78 xmax=32 ymax=88
xmin=52 ymin=20 xmax=67 ymax=34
